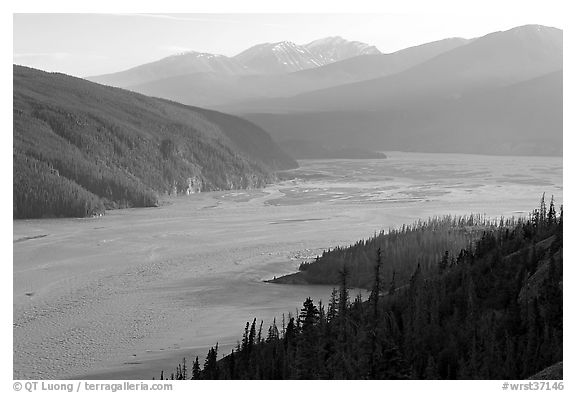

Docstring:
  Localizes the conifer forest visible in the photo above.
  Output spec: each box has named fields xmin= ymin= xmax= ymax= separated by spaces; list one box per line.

xmin=159 ymin=198 xmax=563 ymax=380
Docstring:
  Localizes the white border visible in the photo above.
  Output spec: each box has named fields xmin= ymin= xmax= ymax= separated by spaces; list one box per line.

xmin=4 ymin=1 xmax=572 ymax=390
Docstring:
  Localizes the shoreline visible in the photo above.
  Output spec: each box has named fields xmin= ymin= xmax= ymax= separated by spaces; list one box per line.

xmin=13 ymin=155 xmax=562 ymax=379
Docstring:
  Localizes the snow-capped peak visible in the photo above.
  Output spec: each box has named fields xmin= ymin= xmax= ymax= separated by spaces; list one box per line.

xmin=231 ymin=36 xmax=381 ymax=74
xmin=304 ymin=36 xmax=381 ymax=63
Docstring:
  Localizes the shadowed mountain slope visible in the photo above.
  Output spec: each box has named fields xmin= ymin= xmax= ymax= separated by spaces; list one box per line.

xmin=243 ymin=71 xmax=562 ymax=156
xmin=236 ymin=25 xmax=562 ymax=157
xmin=232 ymin=25 xmax=562 ymax=113
xmin=13 ymin=65 xmax=296 ymax=218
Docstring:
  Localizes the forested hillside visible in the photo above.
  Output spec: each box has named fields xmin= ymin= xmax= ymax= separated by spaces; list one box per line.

xmin=161 ymin=198 xmax=562 ymax=379
xmin=271 ymin=214 xmax=502 ymax=288
xmin=13 ymin=65 xmax=297 ymax=219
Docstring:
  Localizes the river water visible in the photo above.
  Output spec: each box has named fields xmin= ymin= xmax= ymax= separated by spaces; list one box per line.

xmin=13 ymin=152 xmax=562 ymax=379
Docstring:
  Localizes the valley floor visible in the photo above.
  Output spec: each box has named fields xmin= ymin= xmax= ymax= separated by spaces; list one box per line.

xmin=13 ymin=152 xmax=562 ymax=379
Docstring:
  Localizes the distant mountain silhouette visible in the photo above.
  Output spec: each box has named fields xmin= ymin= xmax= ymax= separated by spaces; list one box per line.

xmin=84 ymin=25 xmax=562 ymax=158
xmin=285 ymin=37 xmax=469 ymax=89
xmin=243 ymin=71 xmax=562 ymax=156
xmin=87 ymin=36 xmax=381 ymax=89
xmin=231 ymin=25 xmax=562 ymax=113
xmin=111 ymin=37 xmax=469 ymax=108
xmin=234 ymin=25 xmax=562 ymax=157
xmin=87 ymin=51 xmax=250 ymax=88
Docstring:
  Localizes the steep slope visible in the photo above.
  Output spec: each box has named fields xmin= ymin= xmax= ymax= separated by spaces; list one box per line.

xmin=528 ymin=362 xmax=563 ymax=380
xmin=13 ymin=65 xmax=297 ymax=218
xmin=87 ymin=51 xmax=250 ymax=88
xmin=429 ymin=71 xmax=563 ymax=155
xmin=303 ymin=36 xmax=381 ymax=63
xmin=127 ymin=37 xmax=469 ymax=108
xmin=243 ymin=71 xmax=562 ymax=156
xmin=165 ymin=202 xmax=563 ymax=380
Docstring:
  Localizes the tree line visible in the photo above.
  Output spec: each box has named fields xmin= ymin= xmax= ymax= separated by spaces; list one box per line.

xmin=157 ymin=196 xmax=562 ymax=379
xmin=293 ymin=213 xmax=520 ymax=289
xmin=13 ymin=98 xmax=272 ymax=219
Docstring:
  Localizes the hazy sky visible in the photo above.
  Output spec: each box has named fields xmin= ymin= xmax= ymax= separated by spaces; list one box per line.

xmin=14 ymin=12 xmax=565 ymax=77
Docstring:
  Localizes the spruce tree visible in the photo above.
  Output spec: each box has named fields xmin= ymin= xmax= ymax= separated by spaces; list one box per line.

xmin=369 ymin=248 xmax=383 ymax=320
xmin=191 ymin=356 xmax=201 ymax=379
xmin=203 ymin=344 xmax=219 ymax=379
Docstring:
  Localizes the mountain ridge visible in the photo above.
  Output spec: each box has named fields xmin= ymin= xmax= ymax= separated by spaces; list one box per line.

xmin=86 ymin=36 xmax=382 ymax=87
xmin=233 ymin=40 xmax=326 ymax=74
xmin=87 ymin=51 xmax=250 ymax=88
xmin=106 ymin=36 xmax=471 ymax=108
xmin=231 ymin=24 xmax=562 ymax=157
xmin=13 ymin=65 xmax=297 ymax=218
xmin=304 ymin=35 xmax=381 ymax=63
xmin=241 ymin=70 xmax=562 ymax=157
xmin=231 ymin=24 xmax=562 ymax=113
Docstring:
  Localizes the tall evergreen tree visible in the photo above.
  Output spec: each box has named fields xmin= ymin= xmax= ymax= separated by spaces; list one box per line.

xmin=191 ymin=356 xmax=201 ymax=379
xmin=203 ymin=344 xmax=219 ymax=379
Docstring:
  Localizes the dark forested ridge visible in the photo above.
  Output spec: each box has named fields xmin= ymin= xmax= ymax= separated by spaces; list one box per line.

xmin=13 ymin=65 xmax=297 ymax=219
xmin=271 ymin=214 xmax=501 ymax=289
xmin=160 ymin=198 xmax=562 ymax=380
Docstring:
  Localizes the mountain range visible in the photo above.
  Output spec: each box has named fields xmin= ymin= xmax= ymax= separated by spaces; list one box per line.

xmin=87 ymin=36 xmax=470 ymax=108
xmin=86 ymin=25 xmax=562 ymax=158
xmin=88 ymin=36 xmax=381 ymax=88
xmin=13 ymin=24 xmax=563 ymax=219
xmin=242 ymin=24 xmax=561 ymax=113
xmin=230 ymin=25 xmax=562 ymax=156
xmin=87 ymin=52 xmax=251 ymax=88
xmin=111 ymin=37 xmax=469 ymax=108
